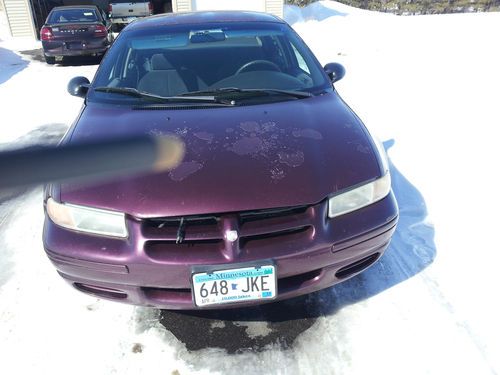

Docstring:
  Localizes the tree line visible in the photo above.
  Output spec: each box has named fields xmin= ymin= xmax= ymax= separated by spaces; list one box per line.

xmin=285 ymin=0 xmax=500 ymax=15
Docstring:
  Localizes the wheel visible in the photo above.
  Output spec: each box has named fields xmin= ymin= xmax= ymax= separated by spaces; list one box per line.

xmin=44 ymin=55 xmax=56 ymax=65
xmin=235 ymin=60 xmax=281 ymax=75
xmin=95 ymin=54 xmax=104 ymax=64
xmin=111 ymin=23 xmax=124 ymax=33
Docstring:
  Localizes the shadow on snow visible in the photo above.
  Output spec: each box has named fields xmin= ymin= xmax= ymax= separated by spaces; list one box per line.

xmin=0 ymin=47 xmax=29 ymax=85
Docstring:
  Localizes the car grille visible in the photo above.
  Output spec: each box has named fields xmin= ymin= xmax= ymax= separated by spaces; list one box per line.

xmin=141 ymin=205 xmax=315 ymax=263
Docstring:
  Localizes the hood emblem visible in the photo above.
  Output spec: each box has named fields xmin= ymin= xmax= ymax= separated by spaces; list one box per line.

xmin=225 ymin=230 xmax=239 ymax=242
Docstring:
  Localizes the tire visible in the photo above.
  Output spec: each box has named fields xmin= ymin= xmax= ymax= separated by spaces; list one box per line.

xmin=111 ymin=23 xmax=123 ymax=33
xmin=95 ymin=54 xmax=104 ymax=64
xmin=44 ymin=55 xmax=56 ymax=65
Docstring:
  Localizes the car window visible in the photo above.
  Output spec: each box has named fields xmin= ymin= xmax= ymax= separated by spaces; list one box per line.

xmin=48 ymin=9 xmax=99 ymax=23
xmin=291 ymin=44 xmax=310 ymax=74
xmin=91 ymin=22 xmax=330 ymax=103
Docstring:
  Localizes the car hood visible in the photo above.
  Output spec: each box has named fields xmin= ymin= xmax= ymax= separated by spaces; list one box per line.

xmin=60 ymin=92 xmax=381 ymax=218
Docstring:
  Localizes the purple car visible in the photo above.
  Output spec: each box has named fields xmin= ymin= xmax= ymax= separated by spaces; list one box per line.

xmin=40 ymin=5 xmax=113 ymax=64
xmin=43 ymin=11 xmax=398 ymax=309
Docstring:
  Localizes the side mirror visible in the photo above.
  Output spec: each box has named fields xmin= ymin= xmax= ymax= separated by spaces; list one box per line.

xmin=68 ymin=76 xmax=90 ymax=98
xmin=324 ymin=63 xmax=345 ymax=83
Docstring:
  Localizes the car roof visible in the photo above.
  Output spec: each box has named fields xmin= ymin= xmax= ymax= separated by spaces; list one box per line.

xmin=50 ymin=5 xmax=100 ymax=11
xmin=126 ymin=11 xmax=284 ymax=31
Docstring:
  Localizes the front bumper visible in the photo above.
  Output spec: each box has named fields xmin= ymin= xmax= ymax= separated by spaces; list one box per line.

xmin=43 ymin=193 xmax=398 ymax=309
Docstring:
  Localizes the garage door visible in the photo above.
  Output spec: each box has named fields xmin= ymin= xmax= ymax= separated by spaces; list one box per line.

xmin=172 ymin=0 xmax=283 ymax=17
xmin=193 ymin=0 xmax=266 ymax=12
xmin=265 ymin=0 xmax=283 ymax=18
xmin=172 ymin=0 xmax=192 ymax=12
xmin=3 ymin=0 xmax=36 ymax=37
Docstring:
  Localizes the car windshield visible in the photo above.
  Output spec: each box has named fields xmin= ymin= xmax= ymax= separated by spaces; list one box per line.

xmin=48 ymin=9 xmax=99 ymax=23
xmin=90 ymin=21 xmax=331 ymax=105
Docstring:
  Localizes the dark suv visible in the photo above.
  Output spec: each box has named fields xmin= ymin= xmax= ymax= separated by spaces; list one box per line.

xmin=43 ymin=11 xmax=398 ymax=309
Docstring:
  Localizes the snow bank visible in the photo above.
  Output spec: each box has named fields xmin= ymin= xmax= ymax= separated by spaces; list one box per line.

xmin=284 ymin=0 xmax=376 ymax=24
xmin=0 ymin=46 xmax=29 ymax=85
xmin=0 ymin=11 xmax=97 ymax=146
xmin=0 ymin=47 xmax=97 ymax=146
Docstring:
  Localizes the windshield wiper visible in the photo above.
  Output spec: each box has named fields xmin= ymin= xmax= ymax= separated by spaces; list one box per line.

xmin=179 ymin=87 xmax=313 ymax=99
xmin=94 ymin=87 xmax=231 ymax=104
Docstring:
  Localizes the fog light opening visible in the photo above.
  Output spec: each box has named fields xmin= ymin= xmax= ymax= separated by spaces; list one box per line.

xmin=335 ymin=253 xmax=381 ymax=279
xmin=74 ymin=282 xmax=128 ymax=299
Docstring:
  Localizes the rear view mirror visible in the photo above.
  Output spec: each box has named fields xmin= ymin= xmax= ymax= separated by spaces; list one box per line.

xmin=189 ymin=29 xmax=226 ymax=43
xmin=324 ymin=63 xmax=346 ymax=83
xmin=68 ymin=76 xmax=90 ymax=98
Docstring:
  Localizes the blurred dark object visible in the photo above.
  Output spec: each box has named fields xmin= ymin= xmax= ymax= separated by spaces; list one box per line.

xmin=0 ymin=136 xmax=184 ymax=189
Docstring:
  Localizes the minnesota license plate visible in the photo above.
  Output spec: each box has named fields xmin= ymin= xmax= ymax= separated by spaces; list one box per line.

xmin=191 ymin=264 xmax=276 ymax=307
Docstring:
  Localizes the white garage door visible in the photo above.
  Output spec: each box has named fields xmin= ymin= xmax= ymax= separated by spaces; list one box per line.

xmin=3 ymin=0 xmax=35 ymax=37
xmin=194 ymin=0 xmax=266 ymax=12
xmin=173 ymin=0 xmax=283 ymax=18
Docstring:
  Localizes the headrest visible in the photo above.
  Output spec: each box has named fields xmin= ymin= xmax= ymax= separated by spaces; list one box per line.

xmin=151 ymin=54 xmax=174 ymax=70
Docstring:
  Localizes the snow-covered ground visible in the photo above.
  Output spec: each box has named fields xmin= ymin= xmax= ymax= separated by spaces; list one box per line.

xmin=0 ymin=10 xmax=97 ymax=146
xmin=1 ymin=2 xmax=500 ymax=374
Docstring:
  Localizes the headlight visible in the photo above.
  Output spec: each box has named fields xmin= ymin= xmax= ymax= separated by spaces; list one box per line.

xmin=328 ymin=173 xmax=391 ymax=218
xmin=46 ymin=198 xmax=128 ymax=238
xmin=373 ymin=137 xmax=389 ymax=174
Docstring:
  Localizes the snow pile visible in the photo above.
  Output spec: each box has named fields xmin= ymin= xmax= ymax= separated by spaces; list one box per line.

xmin=1 ymin=2 xmax=500 ymax=374
xmin=0 ymin=10 xmax=97 ymax=146
xmin=0 ymin=45 xmax=29 ymax=85
xmin=284 ymin=0 xmax=375 ymax=24
xmin=0 ymin=48 xmax=97 ymax=146
xmin=0 ymin=189 xmax=196 ymax=374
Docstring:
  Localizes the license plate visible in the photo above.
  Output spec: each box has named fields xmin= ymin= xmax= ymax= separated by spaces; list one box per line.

xmin=66 ymin=42 xmax=83 ymax=50
xmin=191 ymin=264 xmax=276 ymax=307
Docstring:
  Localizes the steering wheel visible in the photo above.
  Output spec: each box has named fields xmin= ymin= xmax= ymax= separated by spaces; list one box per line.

xmin=235 ymin=60 xmax=281 ymax=75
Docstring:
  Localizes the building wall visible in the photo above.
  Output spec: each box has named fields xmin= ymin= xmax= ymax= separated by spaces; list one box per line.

xmin=173 ymin=0 xmax=283 ymax=17
xmin=2 ymin=0 xmax=36 ymax=37
xmin=172 ymin=0 xmax=192 ymax=12
xmin=194 ymin=0 xmax=266 ymax=12
xmin=266 ymin=0 xmax=283 ymax=17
